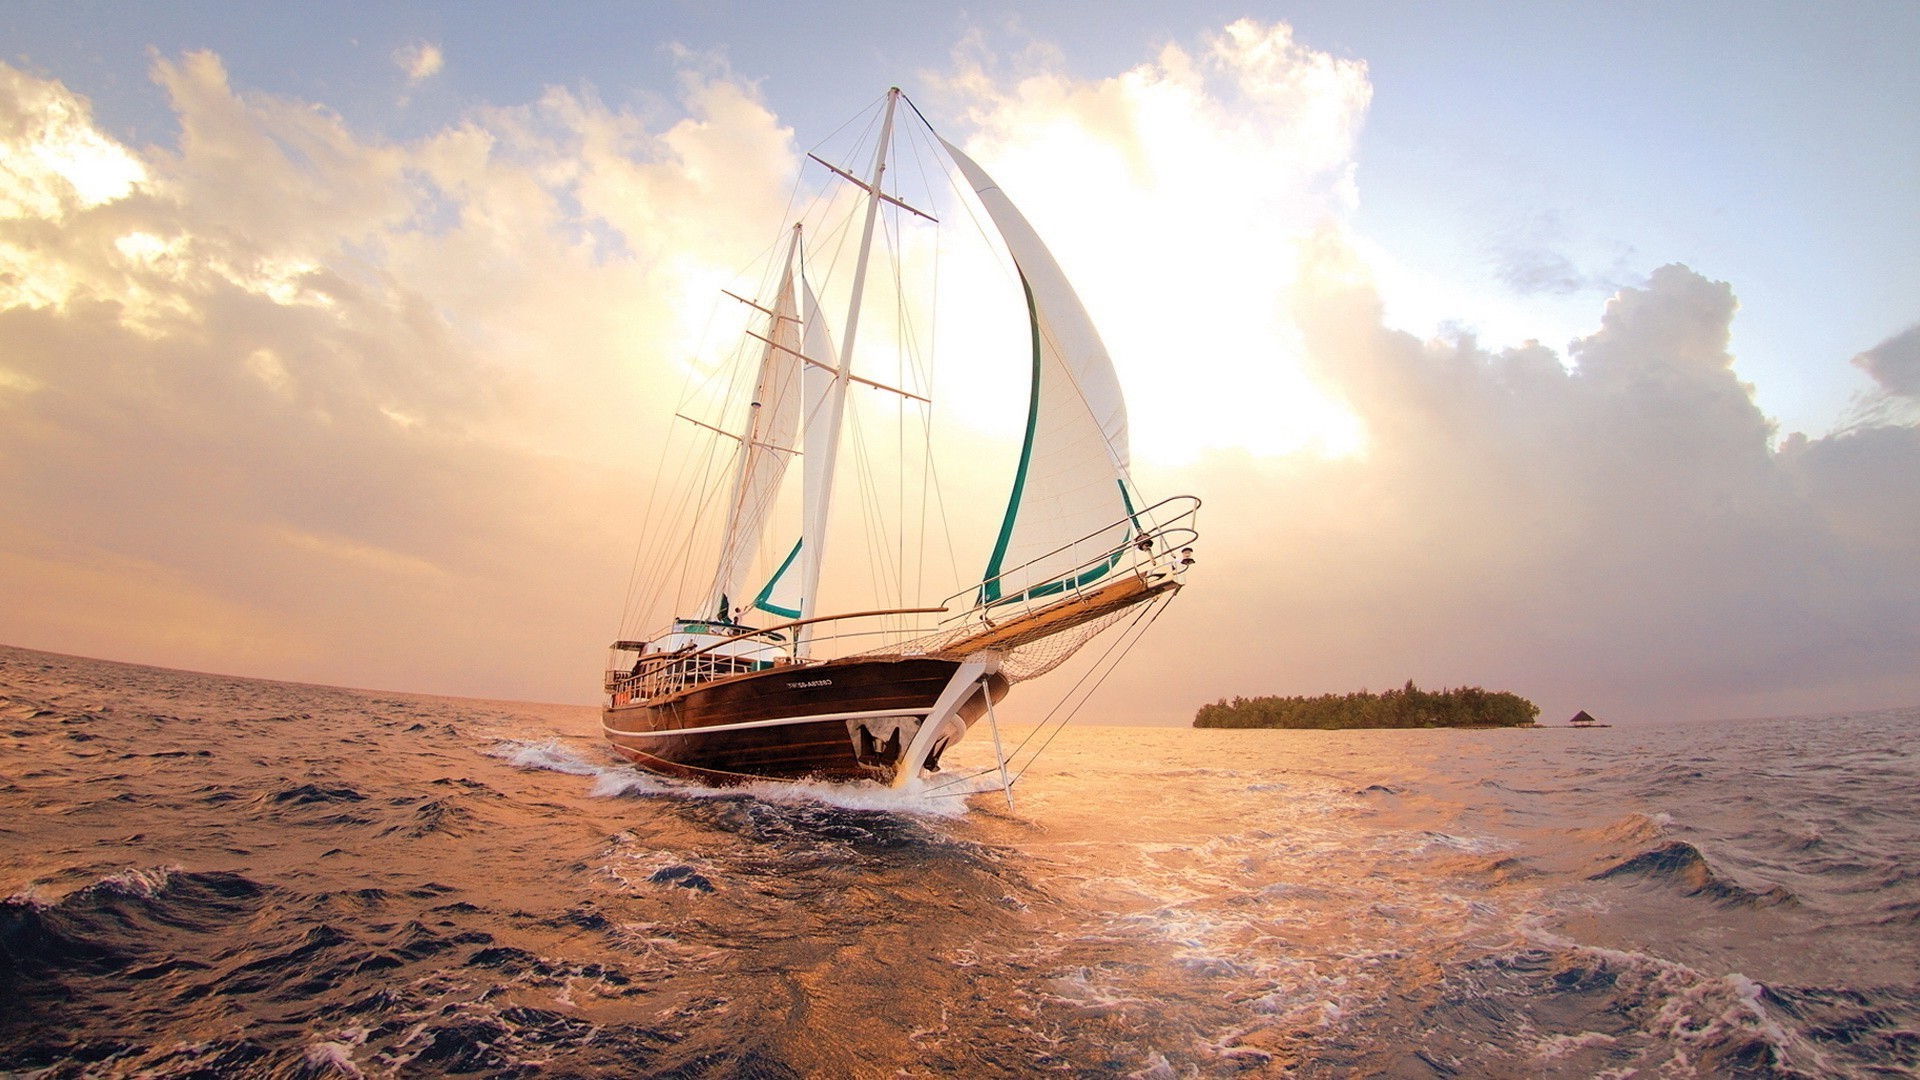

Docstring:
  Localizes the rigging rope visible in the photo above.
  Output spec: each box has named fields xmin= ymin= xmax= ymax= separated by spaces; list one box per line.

xmin=919 ymin=590 xmax=1174 ymax=799
xmin=1009 ymin=592 xmax=1174 ymax=786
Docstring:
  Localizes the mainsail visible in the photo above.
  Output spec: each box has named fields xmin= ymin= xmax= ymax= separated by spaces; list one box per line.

xmin=704 ymin=243 xmax=803 ymax=621
xmin=751 ymin=274 xmax=840 ymax=622
xmin=937 ymin=137 xmax=1139 ymax=607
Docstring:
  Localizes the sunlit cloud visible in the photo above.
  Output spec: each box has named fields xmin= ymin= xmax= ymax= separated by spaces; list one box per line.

xmin=1096 ymin=243 xmax=1920 ymax=724
xmin=395 ymin=42 xmax=445 ymax=86
xmin=0 ymin=23 xmax=1914 ymax=725
xmin=0 ymin=52 xmax=791 ymax=697
xmin=0 ymin=65 xmax=146 ymax=220
xmin=939 ymin=19 xmax=1371 ymax=463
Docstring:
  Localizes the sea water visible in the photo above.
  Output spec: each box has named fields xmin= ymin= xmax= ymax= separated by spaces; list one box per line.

xmin=2 ymin=643 xmax=1916 ymax=1077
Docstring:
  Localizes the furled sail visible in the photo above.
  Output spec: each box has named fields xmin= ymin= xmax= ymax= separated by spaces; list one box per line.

xmin=751 ymin=273 xmax=841 ymax=623
xmin=704 ymin=252 xmax=804 ymax=622
xmin=938 ymin=137 xmax=1138 ymax=607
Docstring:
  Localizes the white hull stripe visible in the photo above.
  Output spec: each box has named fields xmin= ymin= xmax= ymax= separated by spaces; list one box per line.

xmin=602 ymin=705 xmax=932 ymax=739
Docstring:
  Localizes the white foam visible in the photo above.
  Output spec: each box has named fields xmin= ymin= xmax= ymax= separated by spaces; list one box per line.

xmin=587 ymin=770 xmax=678 ymax=798
xmin=596 ymin=835 xmax=720 ymax=896
xmin=486 ymin=738 xmax=605 ymax=776
xmin=1046 ymin=967 xmax=1149 ymax=1012
xmin=92 ymin=865 xmax=178 ymax=898
xmin=721 ymin=776 xmax=971 ymax=818
xmin=5 ymin=884 xmax=55 ymax=909
xmin=490 ymin=737 xmax=977 ymax=817
xmin=303 ymin=1040 xmax=365 ymax=1078
xmin=1126 ymin=1052 xmax=1178 ymax=1079
xmin=1532 ymin=1030 xmax=1618 ymax=1061
xmin=1519 ymin=926 xmax=1830 ymax=1073
xmin=1413 ymin=830 xmax=1511 ymax=854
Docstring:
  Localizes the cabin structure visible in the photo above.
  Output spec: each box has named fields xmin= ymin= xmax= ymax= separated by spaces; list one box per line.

xmin=1569 ymin=710 xmax=1605 ymax=727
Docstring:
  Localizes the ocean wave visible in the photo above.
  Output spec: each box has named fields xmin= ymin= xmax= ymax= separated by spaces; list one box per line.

xmin=380 ymin=797 xmax=472 ymax=839
xmin=7 ymin=647 xmax=1917 ymax=1078
xmin=1590 ymin=841 xmax=1798 ymax=907
xmin=1409 ymin=829 xmax=1510 ymax=855
xmin=1581 ymin=811 xmax=1673 ymax=847
xmin=1458 ymin=937 xmax=1841 ymax=1077
xmin=486 ymin=737 xmax=606 ymax=776
xmin=268 ymin=782 xmax=368 ymax=805
xmin=1 ymin=867 xmax=266 ymax=978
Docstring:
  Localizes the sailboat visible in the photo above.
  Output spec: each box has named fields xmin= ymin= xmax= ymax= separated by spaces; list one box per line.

xmin=602 ymin=89 xmax=1200 ymax=789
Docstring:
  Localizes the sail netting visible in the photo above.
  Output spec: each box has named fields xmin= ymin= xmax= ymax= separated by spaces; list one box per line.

xmin=937 ymin=137 xmax=1142 ymax=613
xmin=704 ymin=259 xmax=804 ymax=621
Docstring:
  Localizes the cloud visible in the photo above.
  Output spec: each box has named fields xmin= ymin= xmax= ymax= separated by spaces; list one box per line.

xmin=928 ymin=28 xmax=1919 ymax=723
xmin=1832 ymin=324 xmax=1920 ymax=432
xmin=1099 ymin=246 xmax=1920 ymax=724
xmin=1488 ymin=211 xmax=1636 ymax=300
xmin=395 ymin=42 xmax=445 ymax=86
xmin=937 ymin=18 xmax=1371 ymax=461
xmin=1493 ymin=245 xmax=1591 ymax=296
xmin=1852 ymin=324 xmax=1920 ymax=399
xmin=0 ymin=53 xmax=795 ymax=700
xmin=0 ymin=66 xmax=147 ymax=221
xmin=1 ymin=26 xmax=1915 ymax=727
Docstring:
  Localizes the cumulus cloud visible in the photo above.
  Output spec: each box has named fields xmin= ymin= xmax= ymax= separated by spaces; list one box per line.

xmin=0 ymin=53 xmax=795 ymax=700
xmin=395 ymin=42 xmax=445 ymax=85
xmin=1098 ymin=247 xmax=1920 ymax=724
xmin=1830 ymin=324 xmax=1920 ymax=432
xmin=926 ymin=25 xmax=1918 ymax=723
xmin=1 ymin=25 xmax=1915 ymax=726
xmin=1852 ymin=324 xmax=1920 ymax=399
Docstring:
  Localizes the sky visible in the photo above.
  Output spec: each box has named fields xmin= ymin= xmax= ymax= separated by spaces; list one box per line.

xmin=3 ymin=2 xmax=1917 ymax=726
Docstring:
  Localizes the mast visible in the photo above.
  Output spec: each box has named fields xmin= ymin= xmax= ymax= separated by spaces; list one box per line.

xmin=794 ymin=87 xmax=902 ymax=656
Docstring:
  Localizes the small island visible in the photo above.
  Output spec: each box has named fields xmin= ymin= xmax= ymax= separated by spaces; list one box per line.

xmin=1194 ymin=681 xmax=1540 ymax=730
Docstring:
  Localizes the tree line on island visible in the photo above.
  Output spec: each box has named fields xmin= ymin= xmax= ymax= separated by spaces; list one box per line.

xmin=1193 ymin=681 xmax=1540 ymax=729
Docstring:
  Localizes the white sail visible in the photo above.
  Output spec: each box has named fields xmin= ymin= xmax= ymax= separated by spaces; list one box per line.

xmin=703 ymin=248 xmax=804 ymax=621
xmin=751 ymin=273 xmax=840 ymax=622
xmin=938 ymin=137 xmax=1138 ymax=607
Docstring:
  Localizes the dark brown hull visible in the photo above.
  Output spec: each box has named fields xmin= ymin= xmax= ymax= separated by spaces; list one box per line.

xmin=602 ymin=655 xmax=1009 ymax=784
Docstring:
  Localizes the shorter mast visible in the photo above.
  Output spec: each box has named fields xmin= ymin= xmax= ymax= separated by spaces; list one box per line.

xmin=793 ymin=87 xmax=903 ymax=656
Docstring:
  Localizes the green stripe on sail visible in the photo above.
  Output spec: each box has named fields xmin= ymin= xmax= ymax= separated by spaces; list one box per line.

xmin=1118 ymin=477 xmax=1141 ymax=532
xmin=979 ymin=270 xmax=1044 ymax=606
xmin=985 ymin=548 xmax=1122 ymax=608
xmin=752 ymin=538 xmax=804 ymax=618
xmin=984 ymin=481 xmax=1140 ymax=609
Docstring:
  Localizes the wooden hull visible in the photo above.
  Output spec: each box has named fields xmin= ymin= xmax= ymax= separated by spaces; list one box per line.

xmin=602 ymin=655 xmax=1009 ymax=784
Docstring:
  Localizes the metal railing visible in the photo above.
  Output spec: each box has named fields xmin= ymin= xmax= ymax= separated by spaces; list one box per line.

xmin=605 ymin=606 xmax=950 ymax=704
xmin=605 ymin=495 xmax=1201 ymax=706
xmin=939 ymin=494 xmax=1201 ymax=629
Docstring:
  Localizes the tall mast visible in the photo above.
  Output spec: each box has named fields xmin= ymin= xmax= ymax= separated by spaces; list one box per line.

xmin=795 ymin=87 xmax=901 ymax=656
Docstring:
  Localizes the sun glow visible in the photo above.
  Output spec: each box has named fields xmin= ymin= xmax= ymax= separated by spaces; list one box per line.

xmin=941 ymin=19 xmax=1374 ymax=464
xmin=0 ymin=68 xmax=145 ymax=220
